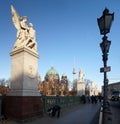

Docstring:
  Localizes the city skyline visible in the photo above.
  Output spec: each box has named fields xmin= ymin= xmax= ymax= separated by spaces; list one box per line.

xmin=0 ymin=0 xmax=120 ymax=90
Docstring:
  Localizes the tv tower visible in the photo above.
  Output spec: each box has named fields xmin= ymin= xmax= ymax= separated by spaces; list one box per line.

xmin=72 ymin=57 xmax=77 ymax=91
xmin=73 ymin=57 xmax=76 ymax=80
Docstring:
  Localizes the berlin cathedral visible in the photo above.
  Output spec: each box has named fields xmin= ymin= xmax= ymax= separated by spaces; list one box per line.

xmin=38 ymin=66 xmax=69 ymax=96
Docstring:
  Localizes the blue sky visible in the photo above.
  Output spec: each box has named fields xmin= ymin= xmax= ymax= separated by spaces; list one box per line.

xmin=0 ymin=0 xmax=120 ymax=89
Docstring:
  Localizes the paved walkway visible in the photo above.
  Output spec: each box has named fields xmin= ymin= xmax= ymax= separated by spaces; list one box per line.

xmin=0 ymin=103 xmax=101 ymax=124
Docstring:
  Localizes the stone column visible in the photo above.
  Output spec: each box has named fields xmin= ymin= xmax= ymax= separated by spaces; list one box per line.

xmin=77 ymin=81 xmax=85 ymax=96
xmin=77 ymin=69 xmax=85 ymax=96
xmin=5 ymin=47 xmax=43 ymax=120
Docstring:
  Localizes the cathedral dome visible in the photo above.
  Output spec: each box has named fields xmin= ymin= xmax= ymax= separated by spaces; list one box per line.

xmin=45 ymin=66 xmax=59 ymax=81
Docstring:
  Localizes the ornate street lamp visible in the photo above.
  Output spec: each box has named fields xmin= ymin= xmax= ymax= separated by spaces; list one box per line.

xmin=100 ymin=36 xmax=111 ymax=53
xmin=97 ymin=8 xmax=114 ymax=124
xmin=97 ymin=8 xmax=114 ymax=35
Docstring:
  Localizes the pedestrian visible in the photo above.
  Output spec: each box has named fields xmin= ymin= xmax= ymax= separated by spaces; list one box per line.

xmin=53 ymin=105 xmax=61 ymax=118
xmin=91 ymin=95 xmax=94 ymax=104
xmin=81 ymin=95 xmax=86 ymax=104
xmin=87 ymin=95 xmax=91 ymax=103
xmin=47 ymin=105 xmax=61 ymax=118
xmin=47 ymin=107 xmax=53 ymax=117
xmin=98 ymin=95 xmax=102 ymax=102
xmin=94 ymin=96 xmax=97 ymax=104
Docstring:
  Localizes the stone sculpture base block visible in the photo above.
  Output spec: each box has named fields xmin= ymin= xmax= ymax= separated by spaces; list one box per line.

xmin=10 ymin=47 xmax=40 ymax=96
xmin=5 ymin=96 xmax=43 ymax=120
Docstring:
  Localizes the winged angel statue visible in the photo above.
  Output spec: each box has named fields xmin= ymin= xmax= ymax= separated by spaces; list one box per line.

xmin=11 ymin=5 xmax=37 ymax=51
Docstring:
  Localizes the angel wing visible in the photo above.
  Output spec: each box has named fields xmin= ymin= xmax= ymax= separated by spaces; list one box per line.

xmin=11 ymin=5 xmax=21 ymax=30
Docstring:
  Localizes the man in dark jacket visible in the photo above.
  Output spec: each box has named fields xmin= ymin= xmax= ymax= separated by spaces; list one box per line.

xmin=47 ymin=105 xmax=61 ymax=118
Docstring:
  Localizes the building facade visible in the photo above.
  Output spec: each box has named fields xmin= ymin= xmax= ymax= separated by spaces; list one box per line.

xmin=106 ymin=82 xmax=120 ymax=99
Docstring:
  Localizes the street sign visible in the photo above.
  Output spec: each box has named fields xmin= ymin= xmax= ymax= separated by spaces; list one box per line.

xmin=100 ymin=66 xmax=111 ymax=73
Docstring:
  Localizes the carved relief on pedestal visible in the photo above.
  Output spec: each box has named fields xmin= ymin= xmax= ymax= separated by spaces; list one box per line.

xmin=27 ymin=65 xmax=37 ymax=78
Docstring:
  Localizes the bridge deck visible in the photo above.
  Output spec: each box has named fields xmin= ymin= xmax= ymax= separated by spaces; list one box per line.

xmin=1 ymin=103 xmax=101 ymax=124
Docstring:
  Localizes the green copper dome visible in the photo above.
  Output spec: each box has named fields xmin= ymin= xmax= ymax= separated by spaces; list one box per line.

xmin=47 ymin=66 xmax=58 ymax=75
xmin=45 ymin=66 xmax=59 ymax=81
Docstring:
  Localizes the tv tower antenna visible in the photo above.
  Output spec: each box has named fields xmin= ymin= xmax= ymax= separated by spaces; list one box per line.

xmin=73 ymin=57 xmax=76 ymax=74
xmin=72 ymin=57 xmax=77 ymax=82
xmin=72 ymin=57 xmax=77 ymax=91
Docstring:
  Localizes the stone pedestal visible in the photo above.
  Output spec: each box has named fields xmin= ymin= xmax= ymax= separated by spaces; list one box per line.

xmin=5 ymin=96 xmax=43 ymax=120
xmin=77 ymin=81 xmax=85 ymax=96
xmin=9 ymin=47 xmax=40 ymax=96
xmin=5 ymin=47 xmax=43 ymax=120
xmin=0 ymin=99 xmax=1 ymax=116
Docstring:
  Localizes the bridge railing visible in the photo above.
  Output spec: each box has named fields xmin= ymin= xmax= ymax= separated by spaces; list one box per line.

xmin=42 ymin=95 xmax=82 ymax=113
xmin=0 ymin=94 xmax=85 ymax=116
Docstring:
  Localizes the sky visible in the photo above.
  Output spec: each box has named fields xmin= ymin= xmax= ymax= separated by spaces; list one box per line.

xmin=0 ymin=0 xmax=120 ymax=90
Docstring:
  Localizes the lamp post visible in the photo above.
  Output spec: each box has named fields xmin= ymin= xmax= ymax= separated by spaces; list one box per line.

xmin=97 ymin=8 xmax=114 ymax=124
